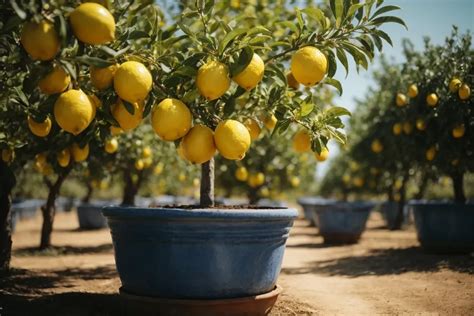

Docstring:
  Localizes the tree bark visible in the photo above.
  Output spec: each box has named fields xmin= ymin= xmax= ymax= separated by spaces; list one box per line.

xmin=451 ymin=172 xmax=466 ymax=204
xmin=122 ymin=169 xmax=143 ymax=206
xmin=39 ymin=167 xmax=71 ymax=250
xmin=200 ymin=158 xmax=214 ymax=207
xmin=392 ymin=174 xmax=409 ymax=231
xmin=82 ymin=182 xmax=93 ymax=204
xmin=248 ymin=189 xmax=260 ymax=205
xmin=0 ymin=161 xmax=16 ymax=275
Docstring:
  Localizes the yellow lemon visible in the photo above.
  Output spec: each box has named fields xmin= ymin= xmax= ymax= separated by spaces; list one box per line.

xmin=214 ymin=120 xmax=251 ymax=160
xmin=392 ymin=122 xmax=402 ymax=135
xmin=177 ymin=142 xmax=188 ymax=161
xmin=105 ymin=138 xmax=118 ymax=153
xmin=38 ymin=66 xmax=70 ymax=95
xmin=178 ymin=173 xmax=186 ymax=182
xmin=353 ymin=177 xmax=364 ymax=188
xmin=260 ymin=187 xmax=270 ymax=198
xmin=71 ymin=143 xmax=89 ymax=162
xmin=371 ymin=139 xmax=383 ymax=153
xmin=114 ymin=61 xmax=152 ymax=103
xmin=449 ymin=78 xmax=462 ymax=93
xmin=458 ymin=84 xmax=471 ymax=100
xmin=263 ymin=114 xmax=277 ymax=130
xmin=408 ymin=84 xmax=418 ymax=98
xmin=90 ymin=64 xmax=118 ymax=90
xmin=181 ymin=125 xmax=216 ymax=164
xmin=290 ymin=46 xmax=327 ymax=86
xmin=20 ymin=20 xmax=59 ymax=61
xmin=244 ymin=118 xmax=261 ymax=141
xmin=110 ymin=125 xmax=123 ymax=136
xmin=403 ymin=122 xmax=413 ymax=135
xmin=290 ymin=176 xmax=300 ymax=187
xmin=28 ymin=116 xmax=52 ymax=137
xmin=452 ymin=124 xmax=465 ymax=138
xmin=54 ymin=89 xmax=95 ymax=135
xmin=135 ymin=159 xmax=144 ymax=170
xmin=286 ymin=72 xmax=300 ymax=90
xmin=143 ymin=158 xmax=153 ymax=169
xmin=142 ymin=146 xmax=152 ymax=158
xmin=342 ymin=174 xmax=351 ymax=185
xmin=70 ymin=3 xmax=115 ymax=45
xmin=112 ymin=99 xmax=143 ymax=131
xmin=314 ymin=148 xmax=329 ymax=162
xmin=151 ymin=98 xmax=192 ymax=141
xmin=1 ymin=149 xmax=14 ymax=163
xmin=293 ymin=130 xmax=311 ymax=152
xmin=416 ymin=119 xmax=426 ymax=131
xmin=233 ymin=53 xmax=264 ymax=90
xmin=426 ymin=146 xmax=436 ymax=161
xmin=235 ymin=166 xmax=248 ymax=181
xmin=426 ymin=93 xmax=438 ymax=107
xmin=57 ymin=149 xmax=71 ymax=167
xmin=396 ymin=93 xmax=407 ymax=106
xmin=154 ymin=162 xmax=164 ymax=175
xmin=36 ymin=152 xmax=47 ymax=166
xmin=248 ymin=172 xmax=265 ymax=188
xmin=350 ymin=161 xmax=359 ymax=171
xmin=196 ymin=60 xmax=231 ymax=100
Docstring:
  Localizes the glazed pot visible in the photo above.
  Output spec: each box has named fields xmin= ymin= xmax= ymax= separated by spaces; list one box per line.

xmin=411 ymin=201 xmax=474 ymax=253
xmin=102 ymin=206 xmax=297 ymax=299
xmin=380 ymin=201 xmax=408 ymax=230
xmin=77 ymin=201 xmax=110 ymax=229
xmin=13 ymin=199 xmax=40 ymax=220
xmin=297 ymin=197 xmax=336 ymax=227
xmin=312 ymin=201 xmax=374 ymax=244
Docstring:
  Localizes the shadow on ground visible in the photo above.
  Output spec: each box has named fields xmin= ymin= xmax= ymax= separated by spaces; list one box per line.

xmin=14 ymin=243 xmax=113 ymax=256
xmin=281 ymin=247 xmax=474 ymax=277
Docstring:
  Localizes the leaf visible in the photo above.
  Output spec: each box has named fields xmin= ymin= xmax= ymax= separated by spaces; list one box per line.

xmin=128 ymin=30 xmax=149 ymax=40
xmin=229 ymin=47 xmax=253 ymax=78
xmin=302 ymin=7 xmax=326 ymax=27
xmin=74 ymin=56 xmax=115 ymax=67
xmin=346 ymin=3 xmax=364 ymax=21
xmin=375 ymin=30 xmax=393 ymax=46
xmin=300 ymin=102 xmax=314 ymax=117
xmin=371 ymin=16 xmax=407 ymax=30
xmin=14 ymin=87 xmax=29 ymax=106
xmin=295 ymin=8 xmax=304 ymax=31
xmin=9 ymin=0 xmax=26 ymax=19
xmin=329 ymin=128 xmax=347 ymax=144
xmin=177 ymin=20 xmax=194 ymax=37
xmin=224 ymin=97 xmax=236 ymax=117
xmin=54 ymin=14 xmax=67 ymax=46
xmin=330 ymin=0 xmax=344 ymax=27
xmin=218 ymin=28 xmax=248 ymax=54
xmin=122 ymin=100 xmax=135 ymax=115
xmin=272 ymin=119 xmax=290 ymax=136
xmin=370 ymin=33 xmax=383 ymax=52
xmin=336 ymin=48 xmax=349 ymax=76
xmin=60 ymin=61 xmax=77 ymax=81
xmin=143 ymin=94 xmax=154 ymax=118
xmin=371 ymin=5 xmax=401 ymax=19
xmin=324 ymin=78 xmax=343 ymax=96
xmin=247 ymin=26 xmax=271 ymax=36
xmin=326 ymin=50 xmax=337 ymax=78
xmin=276 ymin=21 xmax=299 ymax=34
xmin=325 ymin=106 xmax=351 ymax=117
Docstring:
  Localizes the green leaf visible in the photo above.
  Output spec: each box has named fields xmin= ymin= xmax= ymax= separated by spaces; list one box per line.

xmin=302 ymin=7 xmax=327 ymax=27
xmin=272 ymin=119 xmax=290 ymax=136
xmin=9 ymin=0 xmax=26 ymax=19
xmin=324 ymin=78 xmax=343 ymax=96
xmin=122 ymin=100 xmax=135 ymax=115
xmin=247 ymin=26 xmax=271 ymax=36
xmin=346 ymin=3 xmax=364 ymax=21
xmin=128 ymin=30 xmax=149 ymax=40
xmin=371 ymin=16 xmax=407 ymax=30
xmin=295 ymin=8 xmax=304 ymax=31
xmin=325 ymin=106 xmax=351 ymax=117
xmin=300 ymin=102 xmax=314 ymax=117
xmin=330 ymin=0 xmax=344 ymax=27
xmin=229 ymin=47 xmax=253 ymax=78
xmin=371 ymin=5 xmax=401 ymax=19
xmin=276 ymin=21 xmax=299 ymax=35
xmin=177 ymin=20 xmax=194 ymax=37
xmin=370 ymin=33 xmax=383 ymax=52
xmin=336 ymin=48 xmax=349 ymax=77
xmin=224 ymin=97 xmax=236 ymax=117
xmin=326 ymin=50 xmax=337 ymax=78
xmin=74 ymin=56 xmax=115 ymax=67
xmin=375 ymin=30 xmax=393 ymax=46
xmin=219 ymin=28 xmax=248 ymax=54
xmin=328 ymin=128 xmax=347 ymax=144
xmin=14 ymin=87 xmax=29 ymax=106
xmin=60 ymin=61 xmax=77 ymax=81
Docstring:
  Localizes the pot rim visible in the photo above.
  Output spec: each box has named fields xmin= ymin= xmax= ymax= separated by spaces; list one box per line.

xmin=408 ymin=200 xmax=474 ymax=206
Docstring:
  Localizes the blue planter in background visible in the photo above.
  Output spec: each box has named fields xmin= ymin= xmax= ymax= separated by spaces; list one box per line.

xmin=411 ymin=201 xmax=474 ymax=253
xmin=312 ymin=201 xmax=374 ymax=244
xmin=297 ymin=197 xmax=336 ymax=227
xmin=380 ymin=201 xmax=408 ymax=230
xmin=102 ymin=206 xmax=297 ymax=299
xmin=77 ymin=201 xmax=112 ymax=229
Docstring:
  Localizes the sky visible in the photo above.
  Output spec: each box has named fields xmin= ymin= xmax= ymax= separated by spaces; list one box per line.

xmin=316 ymin=0 xmax=474 ymax=178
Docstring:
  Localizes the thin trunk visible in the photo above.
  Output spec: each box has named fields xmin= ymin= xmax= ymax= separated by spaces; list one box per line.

xmin=200 ymin=158 xmax=214 ymax=207
xmin=414 ymin=175 xmax=429 ymax=200
xmin=451 ymin=172 xmax=466 ymax=204
xmin=248 ymin=189 xmax=259 ymax=205
xmin=0 ymin=161 xmax=16 ymax=275
xmin=392 ymin=174 xmax=409 ymax=231
xmin=122 ymin=169 xmax=139 ymax=206
xmin=82 ymin=183 xmax=93 ymax=204
xmin=40 ymin=167 xmax=71 ymax=250
xmin=387 ymin=184 xmax=394 ymax=202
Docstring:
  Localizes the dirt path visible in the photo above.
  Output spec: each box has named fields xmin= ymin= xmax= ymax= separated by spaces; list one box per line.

xmin=1 ymin=210 xmax=473 ymax=315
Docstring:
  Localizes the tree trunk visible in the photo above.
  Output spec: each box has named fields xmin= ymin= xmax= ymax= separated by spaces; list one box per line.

xmin=392 ymin=175 xmax=408 ymax=231
xmin=200 ymin=158 xmax=215 ymax=207
xmin=0 ymin=161 xmax=16 ymax=275
xmin=40 ymin=168 xmax=71 ymax=250
xmin=451 ymin=172 xmax=466 ymax=204
xmin=122 ymin=169 xmax=142 ymax=206
xmin=82 ymin=182 xmax=93 ymax=203
xmin=248 ymin=189 xmax=260 ymax=205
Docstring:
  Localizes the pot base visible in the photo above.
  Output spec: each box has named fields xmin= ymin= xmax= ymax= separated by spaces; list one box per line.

xmin=119 ymin=285 xmax=282 ymax=316
xmin=322 ymin=232 xmax=361 ymax=244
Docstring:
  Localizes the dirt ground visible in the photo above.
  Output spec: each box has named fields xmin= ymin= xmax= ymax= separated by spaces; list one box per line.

xmin=1 ymin=209 xmax=473 ymax=315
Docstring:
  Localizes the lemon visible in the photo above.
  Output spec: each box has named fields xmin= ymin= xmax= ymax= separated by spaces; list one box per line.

xmin=20 ymin=20 xmax=59 ymax=61
xmin=154 ymin=163 xmax=164 ymax=175
xmin=293 ymin=130 xmax=311 ymax=152
xmin=181 ymin=125 xmax=216 ymax=164
xmin=233 ymin=53 xmax=265 ymax=90
xmin=286 ymin=72 xmax=300 ymax=90
xmin=350 ymin=161 xmax=359 ymax=171
xmin=70 ymin=3 xmax=115 ymax=45
xmin=416 ymin=119 xmax=426 ymax=131
xmin=290 ymin=176 xmax=300 ymax=187
xmin=135 ymin=159 xmax=144 ymax=170
xmin=28 ymin=116 xmax=52 ymax=137
xmin=36 ymin=153 xmax=48 ymax=166
xmin=244 ymin=118 xmax=261 ymax=141
xmin=196 ymin=60 xmax=230 ymax=100
xmin=392 ymin=123 xmax=402 ymax=135
xmin=426 ymin=146 xmax=436 ymax=161
xmin=179 ymin=173 xmax=186 ymax=182
xmin=38 ymin=66 xmax=70 ymax=95
xmin=235 ymin=166 xmax=248 ymax=181
xmin=458 ymin=84 xmax=471 ymax=100
xmin=264 ymin=114 xmax=277 ymax=130
xmin=342 ymin=174 xmax=351 ymax=185
xmin=177 ymin=142 xmax=188 ymax=161
xmin=314 ymin=148 xmax=329 ymax=162
xmin=403 ymin=122 xmax=413 ymax=135
xmin=214 ymin=120 xmax=251 ymax=160
xmin=371 ymin=139 xmax=383 ymax=153
xmin=54 ymin=90 xmax=95 ymax=135
xmin=110 ymin=126 xmax=123 ymax=136
xmin=452 ymin=124 xmax=465 ymax=138
xmin=57 ymin=149 xmax=71 ymax=167
xmin=248 ymin=172 xmax=265 ymax=188
xmin=353 ymin=177 xmax=364 ymax=188
xmin=260 ymin=187 xmax=270 ymax=198
xmin=112 ymin=99 xmax=143 ymax=131
xmin=1 ymin=149 xmax=14 ymax=163
xmin=142 ymin=146 xmax=152 ymax=158
xmin=143 ymin=158 xmax=153 ymax=169
xmin=396 ymin=93 xmax=407 ymax=107
xmin=426 ymin=93 xmax=438 ymax=107
xmin=449 ymin=78 xmax=462 ymax=93
xmin=151 ymin=98 xmax=192 ymax=141
xmin=71 ymin=143 xmax=89 ymax=162
xmin=114 ymin=61 xmax=152 ymax=103
xmin=290 ymin=46 xmax=327 ymax=86
xmin=90 ymin=64 xmax=118 ymax=90
xmin=407 ymin=84 xmax=418 ymax=98
xmin=105 ymin=138 xmax=118 ymax=153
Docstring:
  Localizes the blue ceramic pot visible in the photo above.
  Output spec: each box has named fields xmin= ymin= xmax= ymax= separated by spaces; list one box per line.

xmin=380 ymin=201 xmax=408 ymax=230
xmin=297 ymin=197 xmax=336 ymax=227
xmin=13 ymin=199 xmax=41 ymax=220
xmin=102 ymin=206 xmax=297 ymax=299
xmin=411 ymin=201 xmax=474 ymax=253
xmin=77 ymin=201 xmax=110 ymax=229
xmin=312 ymin=201 xmax=374 ymax=244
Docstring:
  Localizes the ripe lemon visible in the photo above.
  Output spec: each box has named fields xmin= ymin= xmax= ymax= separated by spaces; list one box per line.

xmin=1 ymin=149 xmax=14 ymax=163
xmin=293 ymin=130 xmax=311 ymax=152
xmin=353 ymin=177 xmax=364 ymax=188
xmin=154 ymin=163 xmax=164 ymax=175
xmin=315 ymin=148 xmax=329 ymax=162
xmin=233 ymin=53 xmax=264 ymax=90
xmin=371 ymin=139 xmax=383 ymax=153
xmin=54 ymin=90 xmax=95 ymax=135
xmin=177 ymin=142 xmax=188 ymax=161
xmin=286 ymin=72 xmax=300 ymax=90
xmin=408 ymin=84 xmax=418 ymax=98
xmin=178 ymin=173 xmax=186 ymax=182
xmin=416 ymin=119 xmax=426 ymax=131
xmin=452 ymin=124 xmax=465 ymax=138
xmin=181 ymin=125 xmax=216 ymax=164
xmin=105 ymin=138 xmax=118 ymax=153
xmin=135 ymin=159 xmax=144 ymax=170
xmin=112 ymin=99 xmax=143 ymax=131
xmin=110 ymin=125 xmax=123 ymax=136
xmin=235 ymin=166 xmax=248 ymax=181
xmin=38 ymin=66 xmax=70 ymax=95
xmin=248 ymin=172 xmax=265 ymax=188
xmin=71 ymin=143 xmax=89 ymax=162
xmin=459 ymin=84 xmax=471 ymax=100
xmin=244 ymin=118 xmax=261 ymax=141
xmin=142 ymin=146 xmax=152 ymax=158
xmin=396 ymin=93 xmax=407 ymax=106
xmin=342 ymin=174 xmax=351 ymax=185
xmin=143 ymin=158 xmax=153 ymax=169
xmin=290 ymin=176 xmax=300 ymax=187
xmin=260 ymin=187 xmax=270 ymax=197
xmin=291 ymin=46 xmax=327 ymax=86
xmin=90 ymin=64 xmax=118 ymax=90
xmin=392 ymin=122 xmax=402 ymax=135
xmin=426 ymin=93 xmax=438 ymax=107
xmin=36 ymin=153 xmax=47 ymax=166
xmin=214 ymin=120 xmax=251 ymax=160
xmin=403 ymin=122 xmax=413 ymax=135
xmin=426 ymin=146 xmax=436 ymax=161
xmin=350 ymin=161 xmax=359 ymax=171
xmin=264 ymin=114 xmax=277 ymax=130
xmin=28 ymin=116 xmax=52 ymax=137
xmin=114 ymin=61 xmax=152 ymax=103
xmin=20 ymin=20 xmax=59 ymax=61
xmin=57 ymin=149 xmax=71 ymax=167
xmin=449 ymin=78 xmax=462 ymax=93
xmin=196 ymin=60 xmax=231 ymax=100
xmin=70 ymin=3 xmax=115 ymax=45
xmin=151 ymin=98 xmax=192 ymax=141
